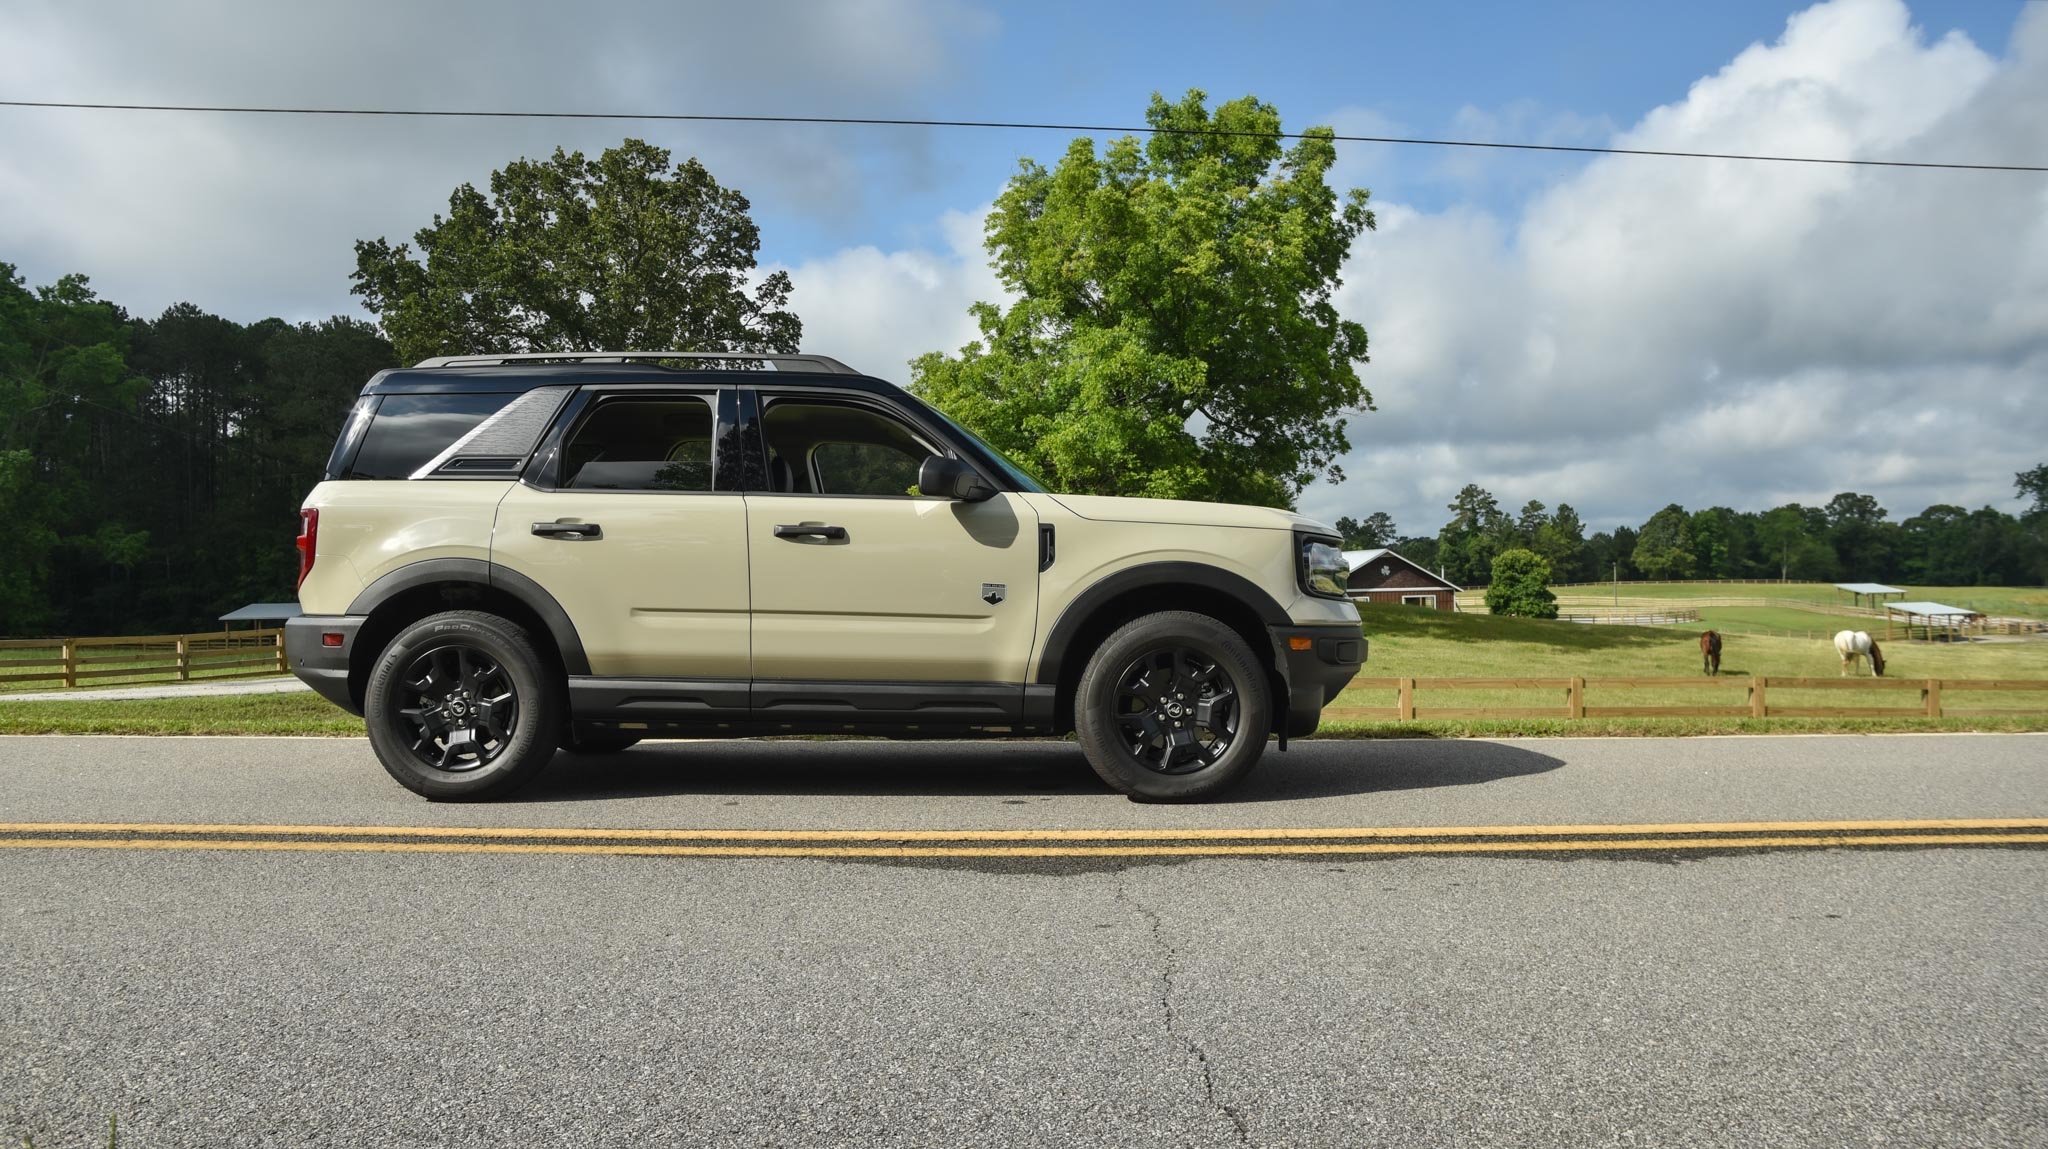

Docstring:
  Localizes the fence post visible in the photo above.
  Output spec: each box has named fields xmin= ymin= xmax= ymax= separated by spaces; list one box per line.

xmin=1397 ymin=678 xmax=1415 ymax=721
xmin=1924 ymin=678 xmax=1942 ymax=719
xmin=1567 ymin=676 xmax=1585 ymax=720
xmin=176 ymin=637 xmax=190 ymax=681
xmin=1749 ymin=676 xmax=1767 ymax=719
xmin=273 ymin=630 xmax=287 ymax=674
xmin=60 ymin=639 xmax=76 ymax=689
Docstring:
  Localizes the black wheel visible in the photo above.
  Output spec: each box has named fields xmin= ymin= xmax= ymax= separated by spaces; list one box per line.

xmin=558 ymin=725 xmax=642 ymax=754
xmin=363 ymin=610 xmax=564 ymax=800
xmin=1073 ymin=610 xmax=1272 ymax=802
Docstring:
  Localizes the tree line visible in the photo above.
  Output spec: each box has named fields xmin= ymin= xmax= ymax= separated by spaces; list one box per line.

xmin=0 ymin=267 xmax=395 ymax=635
xmin=1336 ymin=477 xmax=2048 ymax=591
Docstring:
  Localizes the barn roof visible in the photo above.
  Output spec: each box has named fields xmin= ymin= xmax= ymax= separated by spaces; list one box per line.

xmin=1342 ymin=548 xmax=1463 ymax=591
xmin=1835 ymin=582 xmax=1905 ymax=595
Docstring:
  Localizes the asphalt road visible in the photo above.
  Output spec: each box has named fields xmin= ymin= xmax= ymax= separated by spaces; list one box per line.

xmin=3 ymin=733 xmax=2045 ymax=1148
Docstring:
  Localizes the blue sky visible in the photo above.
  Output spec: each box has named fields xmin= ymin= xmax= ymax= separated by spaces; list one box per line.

xmin=2 ymin=0 xmax=2044 ymax=534
xmin=750 ymin=0 xmax=2025 ymax=259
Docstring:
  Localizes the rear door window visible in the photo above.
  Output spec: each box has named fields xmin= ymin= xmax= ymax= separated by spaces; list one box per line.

xmin=558 ymin=395 xmax=718 ymax=491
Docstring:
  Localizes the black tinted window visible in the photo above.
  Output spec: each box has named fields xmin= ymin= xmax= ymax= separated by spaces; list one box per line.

xmin=560 ymin=396 xmax=717 ymax=491
xmin=346 ymin=393 xmax=513 ymax=480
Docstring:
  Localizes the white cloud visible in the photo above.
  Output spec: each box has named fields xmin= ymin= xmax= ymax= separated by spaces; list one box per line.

xmin=1310 ymin=0 xmax=2048 ymax=535
xmin=771 ymin=204 xmax=1008 ymax=383
xmin=0 ymin=0 xmax=996 ymax=323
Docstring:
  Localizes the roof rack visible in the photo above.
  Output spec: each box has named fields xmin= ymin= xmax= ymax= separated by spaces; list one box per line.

xmin=411 ymin=350 xmax=860 ymax=375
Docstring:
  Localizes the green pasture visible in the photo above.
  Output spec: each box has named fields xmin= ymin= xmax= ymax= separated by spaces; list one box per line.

xmin=1320 ymin=603 xmax=2048 ymax=735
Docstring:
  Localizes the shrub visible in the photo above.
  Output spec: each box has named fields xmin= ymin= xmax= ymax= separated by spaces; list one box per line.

xmin=1486 ymin=548 xmax=1559 ymax=619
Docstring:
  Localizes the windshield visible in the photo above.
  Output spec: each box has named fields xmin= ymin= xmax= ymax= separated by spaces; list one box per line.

xmin=923 ymin=405 xmax=1048 ymax=493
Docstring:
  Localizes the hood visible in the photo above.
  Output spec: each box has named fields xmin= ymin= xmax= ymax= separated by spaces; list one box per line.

xmin=1048 ymin=493 xmax=1336 ymax=535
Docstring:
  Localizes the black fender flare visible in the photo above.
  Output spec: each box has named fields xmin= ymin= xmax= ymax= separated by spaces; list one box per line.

xmin=1033 ymin=561 xmax=1291 ymax=685
xmin=345 ymin=557 xmax=591 ymax=675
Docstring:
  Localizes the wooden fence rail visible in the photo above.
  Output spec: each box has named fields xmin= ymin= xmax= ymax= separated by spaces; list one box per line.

xmin=1323 ymin=675 xmax=2048 ymax=723
xmin=0 ymin=629 xmax=286 ymax=690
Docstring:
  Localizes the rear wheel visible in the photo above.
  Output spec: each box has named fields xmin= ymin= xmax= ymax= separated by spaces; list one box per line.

xmin=1073 ymin=611 xmax=1271 ymax=802
xmin=364 ymin=610 xmax=564 ymax=800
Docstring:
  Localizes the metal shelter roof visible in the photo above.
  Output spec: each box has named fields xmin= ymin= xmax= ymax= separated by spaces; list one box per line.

xmin=219 ymin=602 xmax=303 ymax=623
xmin=1835 ymin=582 xmax=1905 ymax=596
xmin=1885 ymin=602 xmax=1982 ymax=618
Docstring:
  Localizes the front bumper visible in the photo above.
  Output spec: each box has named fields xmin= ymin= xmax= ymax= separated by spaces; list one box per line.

xmin=1271 ymin=623 xmax=1365 ymax=739
xmin=284 ymin=614 xmax=366 ymax=714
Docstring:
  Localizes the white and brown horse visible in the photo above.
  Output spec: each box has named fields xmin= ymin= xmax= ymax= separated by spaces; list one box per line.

xmin=1833 ymin=630 xmax=1887 ymax=677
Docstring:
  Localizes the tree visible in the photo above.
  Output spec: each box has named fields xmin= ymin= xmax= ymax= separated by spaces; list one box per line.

xmin=2019 ymin=464 xmax=2048 ymax=520
xmin=1632 ymin=504 xmax=1696 ymax=579
xmin=910 ymin=91 xmax=1374 ymax=507
xmin=1516 ymin=500 xmax=1549 ymax=541
xmin=352 ymin=139 xmax=799 ymax=364
xmin=1823 ymin=491 xmax=1896 ymax=580
xmin=2018 ymin=464 xmax=2048 ymax=583
xmin=1335 ymin=512 xmax=1396 ymax=549
xmin=1532 ymin=502 xmax=1585 ymax=580
xmin=1484 ymin=548 xmax=1558 ymax=619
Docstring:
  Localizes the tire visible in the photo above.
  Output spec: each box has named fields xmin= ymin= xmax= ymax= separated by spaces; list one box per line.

xmin=1073 ymin=610 xmax=1273 ymax=802
xmin=558 ymin=725 xmax=642 ymax=754
xmin=363 ymin=610 xmax=565 ymax=801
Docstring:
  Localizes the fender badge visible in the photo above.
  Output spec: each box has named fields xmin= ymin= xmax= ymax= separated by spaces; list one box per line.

xmin=981 ymin=582 xmax=1007 ymax=605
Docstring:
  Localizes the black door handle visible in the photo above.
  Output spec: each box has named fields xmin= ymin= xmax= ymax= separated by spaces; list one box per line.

xmin=531 ymin=521 xmax=602 ymax=540
xmin=774 ymin=523 xmax=847 ymax=541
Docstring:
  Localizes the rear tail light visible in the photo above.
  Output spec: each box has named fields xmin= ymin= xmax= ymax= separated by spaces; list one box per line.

xmin=296 ymin=508 xmax=319 ymax=589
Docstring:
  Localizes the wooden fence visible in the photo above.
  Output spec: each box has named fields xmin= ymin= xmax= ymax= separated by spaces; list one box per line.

xmin=1324 ymin=675 xmax=2048 ymax=722
xmin=0 ymin=629 xmax=286 ymax=690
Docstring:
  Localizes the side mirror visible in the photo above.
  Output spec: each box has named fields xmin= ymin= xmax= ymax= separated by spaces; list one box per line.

xmin=917 ymin=456 xmax=996 ymax=502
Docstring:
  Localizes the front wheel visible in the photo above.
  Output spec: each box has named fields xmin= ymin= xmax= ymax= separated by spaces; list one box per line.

xmin=363 ymin=610 xmax=565 ymax=800
xmin=1073 ymin=611 xmax=1272 ymax=802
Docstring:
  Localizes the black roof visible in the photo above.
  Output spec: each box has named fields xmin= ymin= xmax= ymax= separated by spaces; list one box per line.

xmin=362 ymin=364 xmax=911 ymax=397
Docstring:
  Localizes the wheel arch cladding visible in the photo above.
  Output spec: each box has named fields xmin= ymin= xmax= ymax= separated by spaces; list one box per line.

xmin=345 ymin=559 xmax=589 ymax=709
xmin=1038 ymin=562 xmax=1289 ymax=732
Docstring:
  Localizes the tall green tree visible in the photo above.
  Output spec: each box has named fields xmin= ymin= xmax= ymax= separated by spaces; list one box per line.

xmin=911 ymin=91 xmax=1374 ymax=507
xmin=1335 ymin=511 xmax=1396 ymax=549
xmin=1632 ymin=504 xmax=1697 ymax=579
xmin=1532 ymin=502 xmax=1586 ymax=580
xmin=352 ymin=139 xmax=799 ymax=364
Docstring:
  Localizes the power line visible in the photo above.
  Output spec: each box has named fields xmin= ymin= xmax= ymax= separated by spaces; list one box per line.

xmin=1 ymin=99 xmax=2041 ymax=173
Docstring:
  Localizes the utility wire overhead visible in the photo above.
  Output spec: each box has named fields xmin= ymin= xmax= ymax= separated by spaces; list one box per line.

xmin=1 ymin=99 xmax=2041 ymax=173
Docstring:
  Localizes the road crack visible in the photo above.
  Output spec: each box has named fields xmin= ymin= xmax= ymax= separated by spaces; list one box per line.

xmin=1115 ymin=866 xmax=1252 ymax=1146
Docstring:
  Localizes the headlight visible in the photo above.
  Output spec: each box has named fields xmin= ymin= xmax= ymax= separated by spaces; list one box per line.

xmin=1298 ymin=534 xmax=1348 ymax=599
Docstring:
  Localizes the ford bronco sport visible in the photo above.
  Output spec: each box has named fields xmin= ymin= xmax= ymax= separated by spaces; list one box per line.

xmin=288 ymin=352 xmax=1363 ymax=802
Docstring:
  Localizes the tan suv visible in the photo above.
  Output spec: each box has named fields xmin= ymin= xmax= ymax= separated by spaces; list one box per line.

xmin=288 ymin=352 xmax=1363 ymax=801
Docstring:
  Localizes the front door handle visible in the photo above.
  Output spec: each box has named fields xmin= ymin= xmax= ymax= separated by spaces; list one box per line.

xmin=531 ymin=520 xmax=602 ymax=540
xmin=774 ymin=523 xmax=848 ymax=541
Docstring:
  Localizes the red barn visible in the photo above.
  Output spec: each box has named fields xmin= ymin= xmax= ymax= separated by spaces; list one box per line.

xmin=1342 ymin=548 xmax=1462 ymax=609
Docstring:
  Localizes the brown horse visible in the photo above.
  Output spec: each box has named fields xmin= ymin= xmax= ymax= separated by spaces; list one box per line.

xmin=1700 ymin=630 xmax=1723 ymax=676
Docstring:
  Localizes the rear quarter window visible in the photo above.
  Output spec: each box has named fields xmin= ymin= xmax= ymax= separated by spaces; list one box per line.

xmin=343 ymin=394 xmax=515 ymax=480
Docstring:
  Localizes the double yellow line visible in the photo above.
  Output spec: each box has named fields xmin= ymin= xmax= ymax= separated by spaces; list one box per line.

xmin=1 ymin=818 xmax=2043 ymax=859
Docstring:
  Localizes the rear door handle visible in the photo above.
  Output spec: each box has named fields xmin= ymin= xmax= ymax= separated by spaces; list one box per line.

xmin=774 ymin=523 xmax=847 ymax=541
xmin=531 ymin=521 xmax=602 ymax=540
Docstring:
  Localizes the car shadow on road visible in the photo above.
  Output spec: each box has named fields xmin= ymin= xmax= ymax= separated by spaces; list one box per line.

xmin=516 ymin=738 xmax=1567 ymax=804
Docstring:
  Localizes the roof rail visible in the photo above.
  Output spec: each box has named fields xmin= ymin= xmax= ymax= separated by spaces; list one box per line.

xmin=411 ymin=350 xmax=860 ymax=375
